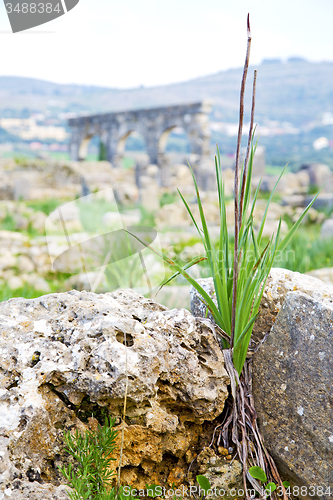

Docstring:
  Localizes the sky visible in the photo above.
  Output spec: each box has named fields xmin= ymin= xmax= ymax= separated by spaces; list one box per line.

xmin=0 ymin=0 xmax=333 ymax=89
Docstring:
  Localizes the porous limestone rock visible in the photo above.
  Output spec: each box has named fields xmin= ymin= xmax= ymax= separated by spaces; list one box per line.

xmin=196 ymin=447 xmax=243 ymax=500
xmin=252 ymin=291 xmax=333 ymax=495
xmin=0 ymin=289 xmax=229 ymax=497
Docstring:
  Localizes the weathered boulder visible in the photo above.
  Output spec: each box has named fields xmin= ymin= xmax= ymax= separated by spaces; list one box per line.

xmin=252 ymin=291 xmax=333 ymax=495
xmin=190 ymin=278 xmax=215 ymax=323
xmin=0 ymin=289 xmax=229 ymax=497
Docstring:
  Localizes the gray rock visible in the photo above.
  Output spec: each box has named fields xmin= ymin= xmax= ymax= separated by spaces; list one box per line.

xmin=306 ymin=193 xmax=333 ymax=210
xmin=303 ymin=163 xmax=333 ymax=193
xmin=321 ymin=218 xmax=333 ymax=240
xmin=281 ymin=194 xmax=306 ymax=207
xmin=190 ymin=277 xmax=216 ymax=322
xmin=0 ymin=481 xmax=70 ymax=500
xmin=0 ymin=289 xmax=229 ymax=495
xmin=252 ymin=292 xmax=333 ymax=496
xmin=306 ymin=267 xmax=333 ymax=285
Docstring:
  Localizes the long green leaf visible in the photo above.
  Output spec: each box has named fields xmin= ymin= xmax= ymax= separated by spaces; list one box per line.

xmin=124 ymin=229 xmax=225 ymax=327
xmin=257 ymin=165 xmax=287 ymax=244
xmin=157 ymin=256 xmax=207 ymax=289
xmin=278 ymin=189 xmax=322 ymax=252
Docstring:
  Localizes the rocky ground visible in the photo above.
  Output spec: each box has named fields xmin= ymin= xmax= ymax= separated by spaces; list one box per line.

xmin=0 ymin=158 xmax=333 ymax=308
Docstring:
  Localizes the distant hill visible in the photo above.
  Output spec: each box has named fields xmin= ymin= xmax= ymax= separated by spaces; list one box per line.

xmin=1 ymin=59 xmax=333 ymax=127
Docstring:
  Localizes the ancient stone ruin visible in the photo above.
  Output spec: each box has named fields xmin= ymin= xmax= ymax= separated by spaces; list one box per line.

xmin=68 ymin=101 xmax=212 ymax=187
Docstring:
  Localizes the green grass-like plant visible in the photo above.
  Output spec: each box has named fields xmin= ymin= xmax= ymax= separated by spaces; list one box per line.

xmin=128 ymin=139 xmax=318 ymax=376
xmin=175 ymin=138 xmax=318 ymax=375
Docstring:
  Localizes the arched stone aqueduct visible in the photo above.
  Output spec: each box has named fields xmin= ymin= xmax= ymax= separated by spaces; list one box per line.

xmin=68 ymin=101 xmax=213 ymax=185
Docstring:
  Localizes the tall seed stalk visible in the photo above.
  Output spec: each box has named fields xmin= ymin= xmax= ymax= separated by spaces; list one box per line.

xmin=231 ymin=14 xmax=252 ymax=347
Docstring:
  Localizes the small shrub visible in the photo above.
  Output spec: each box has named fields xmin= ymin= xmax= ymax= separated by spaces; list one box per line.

xmin=59 ymin=417 xmax=134 ymax=500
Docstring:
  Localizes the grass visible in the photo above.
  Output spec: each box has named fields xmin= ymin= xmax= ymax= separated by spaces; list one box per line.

xmin=25 ymin=198 xmax=64 ymax=216
xmin=275 ymin=228 xmax=333 ymax=273
xmin=0 ymin=284 xmax=48 ymax=302
xmin=0 ymin=211 xmax=17 ymax=231
xmin=76 ymin=198 xmax=119 ymax=234
xmin=265 ymin=164 xmax=291 ymax=175
xmin=122 ymin=157 xmax=136 ymax=169
xmin=159 ymin=191 xmax=178 ymax=207
xmin=59 ymin=417 xmax=121 ymax=500
xmin=139 ymin=206 xmax=155 ymax=227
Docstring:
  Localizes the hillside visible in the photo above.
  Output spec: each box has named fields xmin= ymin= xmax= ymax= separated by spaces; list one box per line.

xmin=1 ymin=59 xmax=333 ymax=127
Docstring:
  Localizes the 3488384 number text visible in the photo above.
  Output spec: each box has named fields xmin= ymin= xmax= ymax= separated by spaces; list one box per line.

xmin=5 ymin=3 xmax=61 ymax=14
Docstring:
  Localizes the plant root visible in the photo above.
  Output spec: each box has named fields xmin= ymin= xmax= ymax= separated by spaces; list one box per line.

xmin=219 ymin=349 xmax=289 ymax=500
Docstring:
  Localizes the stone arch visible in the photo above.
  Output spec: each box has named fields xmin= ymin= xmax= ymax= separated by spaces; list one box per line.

xmin=116 ymin=130 xmax=149 ymax=169
xmin=71 ymin=124 xmax=108 ymax=161
xmin=78 ymin=134 xmax=93 ymax=160
xmin=157 ymin=125 xmax=192 ymax=186
xmin=158 ymin=125 xmax=191 ymax=155
xmin=68 ymin=101 xmax=213 ymax=187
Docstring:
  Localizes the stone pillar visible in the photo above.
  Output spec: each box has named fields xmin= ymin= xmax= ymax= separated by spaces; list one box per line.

xmin=187 ymin=113 xmax=211 ymax=158
xmin=70 ymin=140 xmax=80 ymax=161
xmin=144 ymin=130 xmax=159 ymax=166
xmin=186 ymin=113 xmax=213 ymax=189
xmin=106 ymin=129 xmax=121 ymax=167
xmin=139 ymin=164 xmax=160 ymax=211
xmin=69 ymin=126 xmax=82 ymax=161
xmin=157 ymin=153 xmax=171 ymax=188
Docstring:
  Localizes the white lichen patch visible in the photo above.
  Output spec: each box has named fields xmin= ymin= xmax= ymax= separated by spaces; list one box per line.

xmin=33 ymin=320 xmax=53 ymax=336
xmin=0 ymin=404 xmax=20 ymax=430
